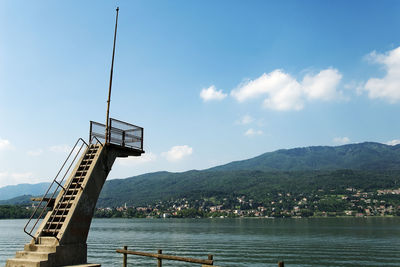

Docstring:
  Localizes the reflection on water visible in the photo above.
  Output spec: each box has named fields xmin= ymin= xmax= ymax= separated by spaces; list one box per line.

xmin=1 ymin=218 xmax=400 ymax=266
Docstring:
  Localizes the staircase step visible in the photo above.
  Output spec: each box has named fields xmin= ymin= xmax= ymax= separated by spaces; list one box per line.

xmin=47 ymin=216 xmax=65 ymax=223
xmin=41 ymin=229 xmax=59 ymax=234
xmin=54 ymin=209 xmax=69 ymax=216
xmin=37 ymin=237 xmax=58 ymax=246
xmin=6 ymin=258 xmax=44 ymax=267
xmin=70 ymin=181 xmax=83 ymax=187
xmin=57 ymin=202 xmax=72 ymax=208
xmin=16 ymin=251 xmax=52 ymax=260
xmin=66 ymin=189 xmax=79 ymax=195
xmin=69 ymin=183 xmax=82 ymax=189
xmin=24 ymin=244 xmax=56 ymax=253
xmin=81 ymin=162 xmax=92 ymax=166
xmin=54 ymin=207 xmax=69 ymax=211
xmin=78 ymin=165 xmax=90 ymax=171
xmin=51 ymin=215 xmax=67 ymax=219
xmin=45 ymin=223 xmax=62 ymax=230
xmin=61 ymin=195 xmax=75 ymax=201
xmin=60 ymin=200 xmax=74 ymax=204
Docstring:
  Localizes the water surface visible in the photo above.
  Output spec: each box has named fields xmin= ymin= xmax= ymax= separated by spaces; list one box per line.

xmin=1 ymin=217 xmax=399 ymax=266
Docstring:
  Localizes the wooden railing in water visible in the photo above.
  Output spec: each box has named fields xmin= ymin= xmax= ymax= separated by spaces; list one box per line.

xmin=116 ymin=246 xmax=214 ymax=266
xmin=116 ymin=246 xmax=286 ymax=266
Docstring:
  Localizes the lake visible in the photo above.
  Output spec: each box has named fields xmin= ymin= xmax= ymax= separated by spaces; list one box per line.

xmin=1 ymin=217 xmax=400 ymax=266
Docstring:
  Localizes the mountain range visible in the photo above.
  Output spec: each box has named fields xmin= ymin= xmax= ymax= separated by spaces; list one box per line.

xmin=211 ymin=142 xmax=400 ymax=171
xmin=1 ymin=142 xmax=400 ymax=206
xmin=0 ymin=183 xmax=50 ymax=201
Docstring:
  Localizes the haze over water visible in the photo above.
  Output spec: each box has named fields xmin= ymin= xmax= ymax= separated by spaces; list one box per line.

xmin=1 ymin=217 xmax=400 ymax=266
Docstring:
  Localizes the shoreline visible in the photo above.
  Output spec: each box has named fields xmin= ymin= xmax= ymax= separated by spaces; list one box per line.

xmin=2 ymin=215 xmax=399 ymax=220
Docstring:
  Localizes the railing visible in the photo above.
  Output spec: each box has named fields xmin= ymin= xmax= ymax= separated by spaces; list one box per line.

xmin=116 ymin=246 xmax=286 ymax=267
xmin=116 ymin=246 xmax=215 ymax=267
xmin=24 ymin=138 xmax=88 ymax=239
xmin=90 ymin=118 xmax=143 ymax=150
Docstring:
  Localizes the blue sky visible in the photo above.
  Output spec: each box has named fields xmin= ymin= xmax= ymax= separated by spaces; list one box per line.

xmin=1 ymin=1 xmax=400 ymax=187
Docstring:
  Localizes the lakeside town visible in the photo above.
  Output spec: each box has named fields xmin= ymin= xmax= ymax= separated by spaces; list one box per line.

xmin=2 ymin=186 xmax=399 ymax=220
xmin=94 ymin=187 xmax=400 ymax=219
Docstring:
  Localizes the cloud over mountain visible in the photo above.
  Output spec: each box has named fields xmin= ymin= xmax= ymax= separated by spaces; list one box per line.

xmin=231 ymin=68 xmax=342 ymax=111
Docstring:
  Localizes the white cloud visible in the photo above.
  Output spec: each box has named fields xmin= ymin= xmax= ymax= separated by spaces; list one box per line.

xmin=231 ymin=68 xmax=342 ymax=111
xmin=117 ymin=152 xmax=157 ymax=166
xmin=244 ymin=128 xmax=263 ymax=137
xmin=162 ymin=145 xmax=193 ymax=162
xmin=27 ymin=149 xmax=43 ymax=156
xmin=0 ymin=138 xmax=11 ymax=151
xmin=333 ymin=137 xmax=350 ymax=145
xmin=49 ymin=144 xmax=72 ymax=153
xmin=302 ymin=68 xmax=342 ymax=100
xmin=386 ymin=139 xmax=400 ymax=146
xmin=364 ymin=46 xmax=400 ymax=102
xmin=200 ymin=85 xmax=227 ymax=101
xmin=236 ymin=115 xmax=254 ymax=125
xmin=0 ymin=171 xmax=34 ymax=187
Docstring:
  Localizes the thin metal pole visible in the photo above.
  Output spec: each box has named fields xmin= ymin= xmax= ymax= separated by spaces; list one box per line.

xmin=105 ymin=7 xmax=119 ymax=144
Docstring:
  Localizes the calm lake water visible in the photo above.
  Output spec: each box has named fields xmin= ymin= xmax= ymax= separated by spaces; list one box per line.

xmin=1 ymin=217 xmax=399 ymax=266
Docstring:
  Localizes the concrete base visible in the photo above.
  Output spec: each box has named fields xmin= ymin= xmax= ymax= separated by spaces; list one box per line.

xmin=6 ymin=237 xmax=89 ymax=267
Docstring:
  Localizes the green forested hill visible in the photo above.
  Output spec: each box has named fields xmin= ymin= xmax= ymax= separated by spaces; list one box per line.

xmin=0 ymin=195 xmax=34 ymax=205
xmin=2 ymin=142 xmax=400 ymax=207
xmin=97 ymin=142 xmax=400 ymax=206
xmin=97 ymin=169 xmax=400 ymax=207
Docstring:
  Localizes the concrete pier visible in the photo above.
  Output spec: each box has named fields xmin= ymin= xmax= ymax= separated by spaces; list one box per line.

xmin=6 ymin=143 xmax=143 ymax=267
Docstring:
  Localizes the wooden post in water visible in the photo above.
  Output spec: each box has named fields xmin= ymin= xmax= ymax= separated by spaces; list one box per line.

xmin=123 ymin=246 xmax=127 ymax=267
xmin=208 ymin=254 xmax=213 ymax=265
xmin=157 ymin=249 xmax=162 ymax=267
xmin=278 ymin=261 xmax=284 ymax=267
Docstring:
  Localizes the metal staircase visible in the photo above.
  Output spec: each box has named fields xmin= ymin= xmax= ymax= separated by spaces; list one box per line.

xmin=41 ymin=144 xmax=100 ymax=238
xmin=23 ymin=138 xmax=90 ymax=241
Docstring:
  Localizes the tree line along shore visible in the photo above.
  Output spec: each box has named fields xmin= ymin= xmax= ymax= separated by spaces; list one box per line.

xmin=2 ymin=186 xmax=399 ymax=219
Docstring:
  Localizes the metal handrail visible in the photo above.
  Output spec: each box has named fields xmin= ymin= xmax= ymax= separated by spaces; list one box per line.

xmin=110 ymin=117 xmax=142 ymax=130
xmin=42 ymin=143 xmax=88 ymax=236
xmin=47 ymin=134 xmax=103 ymax=234
xmin=24 ymin=138 xmax=88 ymax=240
xmin=44 ymin=143 xmax=98 ymax=236
xmin=90 ymin=135 xmax=104 ymax=147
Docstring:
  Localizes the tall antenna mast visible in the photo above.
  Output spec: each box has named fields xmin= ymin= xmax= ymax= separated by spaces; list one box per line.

xmin=105 ymin=7 xmax=119 ymax=144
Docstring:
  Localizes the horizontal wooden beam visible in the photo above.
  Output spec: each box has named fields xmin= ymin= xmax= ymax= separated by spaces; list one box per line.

xmin=116 ymin=249 xmax=213 ymax=265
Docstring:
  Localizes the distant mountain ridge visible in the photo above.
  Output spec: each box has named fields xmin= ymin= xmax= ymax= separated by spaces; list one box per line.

xmin=210 ymin=142 xmax=400 ymax=172
xmin=1 ymin=142 xmax=400 ymax=205
xmin=0 ymin=182 xmax=50 ymax=201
